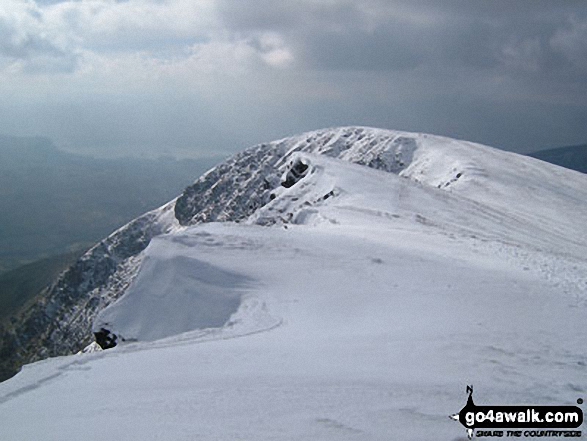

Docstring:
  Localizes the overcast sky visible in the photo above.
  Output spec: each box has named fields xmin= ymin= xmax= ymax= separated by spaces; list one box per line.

xmin=1 ymin=0 xmax=586 ymax=158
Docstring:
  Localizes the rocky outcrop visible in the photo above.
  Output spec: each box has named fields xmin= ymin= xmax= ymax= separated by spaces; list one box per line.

xmin=175 ymin=127 xmax=415 ymax=226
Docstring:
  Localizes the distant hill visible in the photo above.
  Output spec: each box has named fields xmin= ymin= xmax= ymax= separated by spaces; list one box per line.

xmin=0 ymin=135 xmax=222 ymax=273
xmin=528 ymin=144 xmax=587 ymax=174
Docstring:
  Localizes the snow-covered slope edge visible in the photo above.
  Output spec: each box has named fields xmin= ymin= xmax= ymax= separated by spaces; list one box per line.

xmin=1 ymin=126 xmax=586 ymax=380
xmin=1 ymin=128 xmax=586 ymax=440
xmin=176 ymin=127 xmax=587 ymax=252
xmin=96 ymin=148 xmax=587 ymax=344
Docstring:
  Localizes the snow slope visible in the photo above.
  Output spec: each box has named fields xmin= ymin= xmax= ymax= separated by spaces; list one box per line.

xmin=1 ymin=128 xmax=586 ymax=440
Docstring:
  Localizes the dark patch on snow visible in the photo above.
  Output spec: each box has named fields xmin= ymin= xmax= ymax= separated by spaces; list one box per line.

xmin=282 ymin=159 xmax=310 ymax=188
xmin=438 ymin=171 xmax=464 ymax=189
xmin=415 ymin=214 xmax=435 ymax=226
xmin=94 ymin=327 xmax=117 ymax=349
xmin=322 ymin=190 xmax=335 ymax=200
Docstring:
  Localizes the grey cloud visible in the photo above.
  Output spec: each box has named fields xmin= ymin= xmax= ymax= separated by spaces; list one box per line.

xmin=0 ymin=16 xmax=58 ymax=59
xmin=217 ymin=0 xmax=587 ymax=76
xmin=397 ymin=0 xmax=585 ymax=21
xmin=0 ymin=6 xmax=78 ymax=73
xmin=433 ymin=17 xmax=573 ymax=76
xmin=217 ymin=0 xmax=316 ymax=32
xmin=32 ymin=0 xmax=69 ymax=4
xmin=211 ymin=0 xmax=587 ymax=153
xmin=219 ymin=0 xmax=428 ymax=71
xmin=550 ymin=17 xmax=587 ymax=70
xmin=298 ymin=25 xmax=425 ymax=71
xmin=36 ymin=0 xmax=212 ymax=56
xmin=1 ymin=0 xmax=585 ymax=158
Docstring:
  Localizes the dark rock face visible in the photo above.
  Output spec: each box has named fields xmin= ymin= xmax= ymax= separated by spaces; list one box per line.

xmin=175 ymin=127 xmax=414 ymax=227
xmin=281 ymin=159 xmax=309 ymax=188
xmin=175 ymin=143 xmax=283 ymax=225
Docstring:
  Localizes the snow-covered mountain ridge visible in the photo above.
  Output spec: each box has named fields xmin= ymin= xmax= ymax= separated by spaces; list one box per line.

xmin=1 ymin=127 xmax=587 ymax=441
xmin=2 ymin=127 xmax=587 ymax=440
xmin=176 ymin=126 xmax=586 ymax=255
xmin=91 ymin=127 xmax=587 ymax=344
xmin=2 ymin=126 xmax=586 ymax=375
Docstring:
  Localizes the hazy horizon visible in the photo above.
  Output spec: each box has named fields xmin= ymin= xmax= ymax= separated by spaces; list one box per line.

xmin=1 ymin=1 xmax=586 ymax=158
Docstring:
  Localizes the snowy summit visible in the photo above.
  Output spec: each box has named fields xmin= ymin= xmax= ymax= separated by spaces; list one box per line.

xmin=1 ymin=127 xmax=586 ymax=440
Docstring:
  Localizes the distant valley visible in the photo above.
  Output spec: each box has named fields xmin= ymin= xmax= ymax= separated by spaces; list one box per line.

xmin=0 ymin=135 xmax=222 ymax=273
